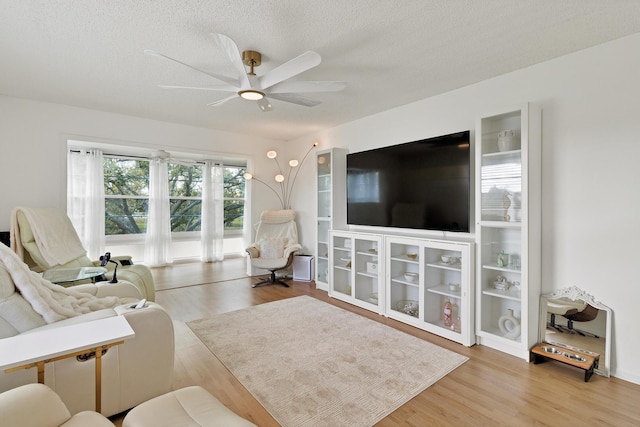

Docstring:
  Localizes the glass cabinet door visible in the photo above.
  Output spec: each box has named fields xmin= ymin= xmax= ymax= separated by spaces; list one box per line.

xmin=423 ymin=246 xmax=464 ymax=334
xmin=386 ymin=238 xmax=421 ymax=322
xmin=331 ymin=233 xmax=352 ymax=296
xmin=316 ymin=152 xmax=332 ymax=288
xmin=353 ymin=236 xmax=382 ymax=308
xmin=315 ymin=148 xmax=347 ymax=291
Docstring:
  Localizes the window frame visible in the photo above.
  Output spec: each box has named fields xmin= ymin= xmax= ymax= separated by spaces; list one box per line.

xmin=96 ymin=152 xmax=246 ymax=244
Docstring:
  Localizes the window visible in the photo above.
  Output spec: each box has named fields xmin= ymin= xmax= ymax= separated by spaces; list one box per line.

xmin=223 ymin=166 xmax=246 ymax=231
xmin=104 ymin=157 xmax=149 ymax=234
xmin=103 ymin=155 xmax=245 ymax=236
xmin=168 ymin=163 xmax=204 ymax=232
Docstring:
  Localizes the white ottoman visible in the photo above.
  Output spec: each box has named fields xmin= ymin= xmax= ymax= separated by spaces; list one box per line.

xmin=122 ymin=386 xmax=257 ymax=427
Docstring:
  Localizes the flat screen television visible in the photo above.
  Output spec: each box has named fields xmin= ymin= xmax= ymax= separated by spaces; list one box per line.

xmin=346 ymin=130 xmax=471 ymax=232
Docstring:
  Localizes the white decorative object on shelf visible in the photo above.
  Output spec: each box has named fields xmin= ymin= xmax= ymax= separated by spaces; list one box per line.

xmin=497 ymin=129 xmax=518 ymax=151
xmin=498 ymin=309 xmax=521 ymax=340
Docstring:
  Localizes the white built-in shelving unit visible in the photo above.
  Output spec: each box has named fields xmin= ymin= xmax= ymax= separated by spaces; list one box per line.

xmin=315 ymin=148 xmax=347 ymax=291
xmin=475 ymin=103 xmax=542 ymax=359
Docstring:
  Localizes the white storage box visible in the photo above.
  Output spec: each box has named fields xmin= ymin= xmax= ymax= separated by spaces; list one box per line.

xmin=293 ymin=255 xmax=315 ymax=281
xmin=366 ymin=262 xmax=378 ymax=274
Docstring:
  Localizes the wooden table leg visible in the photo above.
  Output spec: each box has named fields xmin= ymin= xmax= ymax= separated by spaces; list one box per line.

xmin=95 ymin=347 xmax=102 ymax=413
xmin=36 ymin=361 xmax=45 ymax=384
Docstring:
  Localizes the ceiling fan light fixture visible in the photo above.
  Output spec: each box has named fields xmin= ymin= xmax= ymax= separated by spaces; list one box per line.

xmin=239 ymin=90 xmax=265 ymax=101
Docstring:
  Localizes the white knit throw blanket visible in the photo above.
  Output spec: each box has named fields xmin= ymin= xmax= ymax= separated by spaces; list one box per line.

xmin=0 ymin=243 xmax=120 ymax=324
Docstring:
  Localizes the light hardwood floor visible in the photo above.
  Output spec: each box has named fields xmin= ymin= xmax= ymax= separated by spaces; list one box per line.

xmin=112 ymin=260 xmax=640 ymax=426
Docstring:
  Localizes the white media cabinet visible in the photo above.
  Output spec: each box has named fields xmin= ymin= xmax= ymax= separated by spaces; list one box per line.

xmin=318 ymin=103 xmax=541 ymax=356
xmin=329 ymin=230 xmax=475 ymax=346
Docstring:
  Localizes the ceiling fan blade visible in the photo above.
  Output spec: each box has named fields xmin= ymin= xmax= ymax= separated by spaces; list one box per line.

xmin=144 ymin=50 xmax=239 ymax=87
xmin=209 ymin=33 xmax=251 ymax=90
xmin=257 ymin=97 xmax=274 ymax=112
xmin=206 ymin=94 xmax=238 ymax=107
xmin=159 ymin=84 xmax=237 ymax=92
xmin=267 ymin=93 xmax=321 ymax=107
xmin=267 ymin=80 xmax=347 ymax=94
xmin=259 ymin=51 xmax=321 ymax=91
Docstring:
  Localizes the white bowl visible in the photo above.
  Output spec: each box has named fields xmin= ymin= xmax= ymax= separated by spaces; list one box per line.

xmin=404 ymin=272 xmax=418 ymax=282
xmin=493 ymin=281 xmax=509 ymax=291
xmin=441 ymin=255 xmax=452 ymax=263
xmin=448 ymin=283 xmax=460 ymax=292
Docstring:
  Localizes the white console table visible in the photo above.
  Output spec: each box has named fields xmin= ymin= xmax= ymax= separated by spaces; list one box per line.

xmin=0 ymin=316 xmax=135 ymax=413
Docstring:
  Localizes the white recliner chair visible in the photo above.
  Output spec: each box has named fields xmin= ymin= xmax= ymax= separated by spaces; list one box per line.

xmin=0 ymin=383 xmax=258 ymax=427
xmin=246 ymin=210 xmax=302 ymax=288
xmin=0 ymin=256 xmax=174 ymax=417
xmin=11 ymin=207 xmax=155 ymax=301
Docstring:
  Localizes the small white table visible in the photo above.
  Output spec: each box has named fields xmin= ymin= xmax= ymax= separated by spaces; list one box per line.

xmin=0 ymin=316 xmax=135 ymax=413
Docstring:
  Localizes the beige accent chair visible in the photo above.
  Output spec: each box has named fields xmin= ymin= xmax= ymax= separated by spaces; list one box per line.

xmin=0 ymin=384 xmax=257 ymax=427
xmin=246 ymin=210 xmax=301 ymax=288
xmin=12 ymin=208 xmax=155 ymax=301
xmin=0 ymin=265 xmax=174 ymax=417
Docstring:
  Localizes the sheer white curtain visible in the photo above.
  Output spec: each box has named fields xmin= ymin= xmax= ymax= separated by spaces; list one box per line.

xmin=144 ymin=157 xmax=172 ymax=266
xmin=201 ymin=160 xmax=225 ymax=262
xmin=67 ymin=149 xmax=105 ymax=259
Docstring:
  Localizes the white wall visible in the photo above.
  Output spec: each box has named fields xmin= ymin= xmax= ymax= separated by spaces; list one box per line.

xmin=291 ymin=33 xmax=640 ymax=383
xmin=0 ymin=96 xmax=288 ymax=258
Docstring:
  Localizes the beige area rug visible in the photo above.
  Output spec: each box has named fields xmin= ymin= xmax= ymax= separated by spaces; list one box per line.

xmin=187 ymin=296 xmax=467 ymax=427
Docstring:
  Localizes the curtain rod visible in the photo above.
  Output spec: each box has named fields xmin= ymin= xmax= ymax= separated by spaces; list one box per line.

xmin=69 ymin=149 xmax=246 ymax=167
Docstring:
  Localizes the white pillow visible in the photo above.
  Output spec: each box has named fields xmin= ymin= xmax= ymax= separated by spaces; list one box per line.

xmin=260 ymin=238 xmax=286 ymax=259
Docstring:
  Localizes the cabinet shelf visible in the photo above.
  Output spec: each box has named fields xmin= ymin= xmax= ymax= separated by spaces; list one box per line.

xmin=356 ymin=250 xmax=378 ymax=257
xmin=426 ymin=284 xmax=461 ymax=299
xmin=426 ymin=262 xmax=461 ymax=271
xmin=478 ymin=220 xmax=522 ymax=229
xmin=482 ymin=149 xmax=521 ymax=159
xmin=356 ymin=271 xmax=378 ymax=279
xmin=427 ymin=319 xmax=461 ymax=334
xmin=390 ymin=278 xmax=419 ymax=288
xmin=482 ymin=264 xmax=521 ymax=274
xmin=390 ymin=256 xmax=419 ymax=264
xmin=478 ymin=328 xmax=521 ymax=342
xmin=482 ymin=287 xmax=521 ymax=301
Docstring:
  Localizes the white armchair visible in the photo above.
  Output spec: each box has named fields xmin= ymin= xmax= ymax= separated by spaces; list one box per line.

xmin=11 ymin=207 xmax=155 ymax=301
xmin=246 ymin=210 xmax=301 ymax=288
xmin=0 ymin=253 xmax=174 ymax=416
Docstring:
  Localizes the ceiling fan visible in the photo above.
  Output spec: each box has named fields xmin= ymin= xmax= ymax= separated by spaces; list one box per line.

xmin=144 ymin=33 xmax=346 ymax=112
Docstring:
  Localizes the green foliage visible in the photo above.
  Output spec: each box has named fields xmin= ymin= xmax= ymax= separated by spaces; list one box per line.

xmin=104 ymin=158 xmax=245 ymax=235
xmin=104 ymin=158 xmax=149 ymax=234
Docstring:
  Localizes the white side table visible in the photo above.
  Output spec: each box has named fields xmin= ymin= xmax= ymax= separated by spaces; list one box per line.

xmin=0 ymin=316 xmax=135 ymax=413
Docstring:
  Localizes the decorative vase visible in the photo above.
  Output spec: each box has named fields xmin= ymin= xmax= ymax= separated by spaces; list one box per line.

xmin=497 ymin=130 xmax=517 ymax=151
xmin=498 ymin=309 xmax=521 ymax=339
xmin=443 ymin=299 xmax=454 ymax=327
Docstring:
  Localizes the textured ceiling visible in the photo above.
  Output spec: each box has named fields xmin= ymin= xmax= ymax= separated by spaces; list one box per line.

xmin=2 ymin=1 xmax=640 ymax=141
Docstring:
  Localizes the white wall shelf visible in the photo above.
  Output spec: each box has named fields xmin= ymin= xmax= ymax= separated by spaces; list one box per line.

xmin=475 ymin=103 xmax=542 ymax=359
xmin=315 ymin=148 xmax=347 ymax=291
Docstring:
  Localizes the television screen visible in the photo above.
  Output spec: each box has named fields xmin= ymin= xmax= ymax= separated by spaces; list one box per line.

xmin=346 ymin=130 xmax=470 ymax=232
